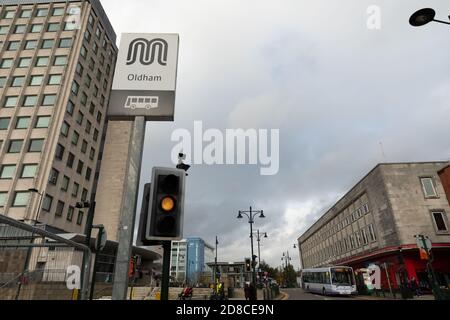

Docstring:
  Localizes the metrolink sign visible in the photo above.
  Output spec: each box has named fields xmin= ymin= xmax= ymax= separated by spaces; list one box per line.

xmin=108 ymin=33 xmax=179 ymax=121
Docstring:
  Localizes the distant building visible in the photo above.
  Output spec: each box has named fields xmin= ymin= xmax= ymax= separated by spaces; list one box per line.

xmin=170 ymin=237 xmax=214 ymax=285
xmin=297 ymin=162 xmax=450 ymax=291
xmin=206 ymin=261 xmax=250 ymax=288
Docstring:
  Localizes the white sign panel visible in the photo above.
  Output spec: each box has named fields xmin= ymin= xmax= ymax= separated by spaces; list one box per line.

xmin=108 ymin=33 xmax=179 ymax=121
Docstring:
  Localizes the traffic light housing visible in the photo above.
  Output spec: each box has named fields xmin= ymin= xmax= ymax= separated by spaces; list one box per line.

xmin=146 ymin=167 xmax=186 ymax=241
xmin=245 ymin=258 xmax=251 ymax=272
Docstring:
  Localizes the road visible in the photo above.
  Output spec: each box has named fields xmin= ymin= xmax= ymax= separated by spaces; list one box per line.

xmin=282 ymin=288 xmax=358 ymax=300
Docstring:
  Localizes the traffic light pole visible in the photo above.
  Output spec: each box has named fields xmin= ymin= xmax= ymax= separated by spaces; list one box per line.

xmin=161 ymin=241 xmax=172 ymax=300
xmin=419 ymin=235 xmax=445 ymax=300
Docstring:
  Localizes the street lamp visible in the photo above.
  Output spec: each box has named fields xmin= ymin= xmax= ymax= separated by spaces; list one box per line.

xmin=281 ymin=251 xmax=292 ymax=288
xmin=237 ymin=206 xmax=265 ymax=297
xmin=409 ymin=8 xmax=450 ymax=27
xmin=252 ymin=230 xmax=268 ymax=282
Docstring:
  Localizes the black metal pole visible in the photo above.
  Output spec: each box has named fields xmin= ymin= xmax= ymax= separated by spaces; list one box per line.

xmin=257 ymin=230 xmax=261 ymax=283
xmin=89 ymin=249 xmax=99 ymax=300
xmin=161 ymin=241 xmax=171 ymax=300
xmin=249 ymin=207 xmax=257 ymax=296
xmin=214 ymin=236 xmax=218 ymax=291
xmin=84 ymin=202 xmax=96 ymax=248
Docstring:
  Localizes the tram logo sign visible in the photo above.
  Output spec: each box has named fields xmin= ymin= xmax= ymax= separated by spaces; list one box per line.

xmin=108 ymin=33 xmax=179 ymax=121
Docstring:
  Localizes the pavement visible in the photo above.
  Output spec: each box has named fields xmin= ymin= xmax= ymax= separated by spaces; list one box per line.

xmin=281 ymin=288 xmax=436 ymax=301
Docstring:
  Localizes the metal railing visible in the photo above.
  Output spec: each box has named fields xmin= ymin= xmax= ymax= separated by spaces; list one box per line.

xmin=0 ymin=215 xmax=92 ymax=300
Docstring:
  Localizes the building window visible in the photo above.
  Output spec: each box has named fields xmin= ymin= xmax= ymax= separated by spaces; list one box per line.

xmin=7 ymin=41 xmax=20 ymax=51
xmin=24 ymin=96 xmax=37 ymax=107
xmin=18 ymin=57 xmax=31 ymax=68
xmin=14 ymin=25 xmax=26 ymax=34
xmin=93 ymin=129 xmax=99 ymax=142
xmin=89 ymin=148 xmax=95 ymax=160
xmin=0 ymin=59 xmax=13 ymax=70
xmin=72 ymin=131 xmax=79 ymax=145
xmin=1 ymin=165 xmax=16 ymax=179
xmin=67 ymin=206 xmax=74 ymax=221
xmin=55 ymin=144 xmax=65 ymax=160
xmin=71 ymin=81 xmax=79 ymax=95
xmin=21 ymin=9 xmax=32 ymax=18
xmin=8 ymin=140 xmax=23 ymax=153
xmin=80 ymin=92 xmax=88 ymax=106
xmin=67 ymin=100 xmax=75 ymax=115
xmin=81 ymin=189 xmax=88 ymax=202
xmin=85 ymin=120 xmax=92 ymax=134
xmin=85 ymin=167 xmax=92 ymax=181
xmin=0 ymin=192 xmax=7 ymax=207
xmin=47 ymin=23 xmax=60 ymax=32
xmin=77 ymin=211 xmax=84 ymax=225
xmin=0 ymin=118 xmax=10 ymax=130
xmin=72 ymin=182 xmax=79 ymax=197
xmin=12 ymin=192 xmax=29 ymax=207
xmin=42 ymin=94 xmax=57 ymax=106
xmin=59 ymin=38 xmax=73 ymax=48
xmin=48 ymin=74 xmax=62 ymax=85
xmin=36 ymin=9 xmax=48 ymax=17
xmin=42 ymin=194 xmax=53 ymax=212
xmin=41 ymin=39 xmax=54 ymax=49
xmin=67 ymin=152 xmax=75 ymax=168
xmin=368 ymin=224 xmax=377 ymax=242
xmin=30 ymin=75 xmax=44 ymax=86
xmin=53 ymin=8 xmax=65 ymax=16
xmin=25 ymin=40 xmax=37 ymax=50
xmin=77 ymin=111 xmax=84 ymax=125
xmin=55 ymin=201 xmax=65 ymax=217
xmin=421 ymin=177 xmax=438 ymax=198
xmin=81 ymin=140 xmax=88 ymax=153
xmin=21 ymin=164 xmax=38 ymax=179
xmin=4 ymin=96 xmax=18 ymax=108
xmin=35 ymin=116 xmax=51 ymax=128
xmin=54 ymin=56 xmax=68 ymax=66
xmin=84 ymin=30 xmax=91 ymax=43
xmin=49 ymin=168 xmax=59 ymax=185
xmin=28 ymin=139 xmax=44 ymax=153
xmin=85 ymin=75 xmax=92 ymax=88
xmin=0 ymin=26 xmax=9 ymax=34
xmin=0 ymin=77 xmax=5 ymax=88
xmin=431 ymin=211 xmax=448 ymax=232
xmin=76 ymin=160 xmax=84 ymax=174
xmin=30 ymin=24 xmax=43 ymax=33
xmin=76 ymin=62 xmax=84 ymax=76
xmin=361 ymin=228 xmax=368 ymax=245
xmin=15 ymin=117 xmax=30 ymax=129
xmin=61 ymin=176 xmax=70 ymax=192
xmin=80 ymin=45 xmax=87 ymax=59
xmin=36 ymin=57 xmax=49 ymax=67
xmin=11 ymin=76 xmax=24 ymax=87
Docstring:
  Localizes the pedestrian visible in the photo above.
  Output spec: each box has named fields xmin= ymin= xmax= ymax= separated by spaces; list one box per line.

xmin=410 ymin=277 xmax=421 ymax=297
xmin=244 ymin=283 xmax=250 ymax=300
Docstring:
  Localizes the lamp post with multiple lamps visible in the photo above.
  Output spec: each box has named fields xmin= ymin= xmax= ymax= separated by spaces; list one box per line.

xmin=237 ymin=207 xmax=265 ymax=295
xmin=252 ymin=230 xmax=268 ymax=283
xmin=281 ymin=251 xmax=292 ymax=288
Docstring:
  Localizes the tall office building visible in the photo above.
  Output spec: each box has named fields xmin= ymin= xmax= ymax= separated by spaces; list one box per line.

xmin=0 ymin=0 xmax=117 ymax=233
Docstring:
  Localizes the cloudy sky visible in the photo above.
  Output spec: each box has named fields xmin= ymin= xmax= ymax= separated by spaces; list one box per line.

xmin=101 ymin=0 xmax=450 ymax=268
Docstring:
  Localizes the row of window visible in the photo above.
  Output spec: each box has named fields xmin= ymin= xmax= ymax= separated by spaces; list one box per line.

xmin=2 ymin=94 xmax=57 ymax=108
xmin=2 ymin=38 xmax=72 ymax=51
xmin=303 ymin=202 xmax=371 ymax=252
xmin=0 ymin=191 xmax=84 ymax=225
xmin=55 ymin=143 xmax=94 ymax=179
xmin=1 ymin=138 xmax=44 ymax=154
xmin=0 ymin=55 xmax=67 ymax=71
xmin=304 ymin=224 xmax=377 ymax=265
xmin=0 ymin=163 xmax=38 ymax=180
xmin=0 ymin=21 xmax=77 ymax=35
xmin=2 ymin=7 xmax=66 ymax=20
xmin=0 ymin=116 xmax=50 ymax=131
xmin=49 ymin=168 xmax=89 ymax=201
xmin=0 ymin=73 xmax=62 ymax=87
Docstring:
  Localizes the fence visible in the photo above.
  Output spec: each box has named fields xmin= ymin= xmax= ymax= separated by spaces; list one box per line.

xmin=0 ymin=215 xmax=91 ymax=300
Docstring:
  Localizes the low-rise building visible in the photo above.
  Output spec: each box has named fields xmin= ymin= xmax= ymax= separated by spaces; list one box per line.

xmin=297 ymin=162 xmax=450 ymax=291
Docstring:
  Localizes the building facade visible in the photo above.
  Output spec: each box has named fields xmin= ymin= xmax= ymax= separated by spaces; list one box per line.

xmin=298 ymin=162 xmax=450 ymax=291
xmin=0 ymin=0 xmax=117 ymax=234
xmin=170 ymin=238 xmax=215 ymax=285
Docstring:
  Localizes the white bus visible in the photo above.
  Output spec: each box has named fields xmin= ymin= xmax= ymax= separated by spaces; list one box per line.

xmin=124 ymin=96 xmax=159 ymax=110
xmin=301 ymin=266 xmax=357 ymax=296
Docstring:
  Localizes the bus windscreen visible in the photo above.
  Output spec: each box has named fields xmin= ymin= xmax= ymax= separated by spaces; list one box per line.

xmin=331 ymin=268 xmax=355 ymax=286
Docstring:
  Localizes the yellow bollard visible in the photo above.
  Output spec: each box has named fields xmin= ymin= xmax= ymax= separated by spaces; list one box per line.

xmin=155 ymin=292 xmax=161 ymax=300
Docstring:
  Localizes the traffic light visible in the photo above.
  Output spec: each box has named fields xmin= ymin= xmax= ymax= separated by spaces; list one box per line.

xmin=146 ymin=167 xmax=186 ymax=240
xmin=245 ymin=258 xmax=251 ymax=272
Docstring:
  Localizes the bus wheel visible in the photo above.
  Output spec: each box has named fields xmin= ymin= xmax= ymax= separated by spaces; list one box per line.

xmin=306 ymin=286 xmax=310 ymax=292
xmin=322 ymin=288 xmax=326 ymax=296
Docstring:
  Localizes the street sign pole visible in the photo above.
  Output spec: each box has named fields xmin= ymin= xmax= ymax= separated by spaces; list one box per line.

xmin=111 ymin=117 xmax=145 ymax=300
